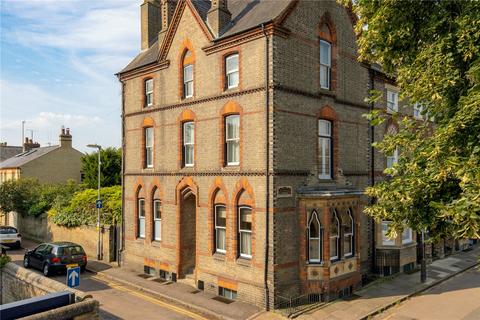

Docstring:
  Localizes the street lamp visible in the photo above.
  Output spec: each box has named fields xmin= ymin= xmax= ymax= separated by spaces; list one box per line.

xmin=87 ymin=144 xmax=102 ymax=260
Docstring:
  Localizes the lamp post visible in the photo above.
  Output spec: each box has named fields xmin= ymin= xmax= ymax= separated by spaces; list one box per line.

xmin=87 ymin=144 xmax=102 ymax=260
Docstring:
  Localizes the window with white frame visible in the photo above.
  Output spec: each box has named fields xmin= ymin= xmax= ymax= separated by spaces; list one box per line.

xmin=402 ymin=227 xmax=413 ymax=244
xmin=318 ymin=119 xmax=332 ymax=179
xmin=153 ymin=200 xmax=161 ymax=241
xmin=225 ymin=54 xmax=239 ymax=89
xmin=387 ymin=90 xmax=398 ymax=113
xmin=183 ymin=121 xmax=194 ymax=167
xmin=381 ymin=221 xmax=395 ymax=245
xmin=138 ymin=199 xmax=145 ymax=238
xmin=145 ymin=79 xmax=153 ymax=107
xmin=238 ymin=206 xmax=252 ymax=258
xmin=413 ymin=103 xmax=423 ymax=119
xmin=344 ymin=209 xmax=354 ymax=257
xmin=145 ymin=127 xmax=153 ymax=168
xmin=320 ymin=40 xmax=331 ymax=89
xmin=225 ymin=115 xmax=240 ymax=165
xmin=308 ymin=210 xmax=322 ymax=263
xmin=330 ymin=210 xmax=340 ymax=260
xmin=183 ymin=64 xmax=194 ymax=98
xmin=386 ymin=148 xmax=399 ymax=169
xmin=215 ymin=205 xmax=226 ymax=253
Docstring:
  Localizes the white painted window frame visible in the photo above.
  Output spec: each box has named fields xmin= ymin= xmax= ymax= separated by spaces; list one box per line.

xmin=183 ymin=121 xmax=194 ymax=167
xmin=318 ymin=119 xmax=332 ymax=179
xmin=183 ymin=64 xmax=194 ymax=98
xmin=238 ymin=206 xmax=252 ymax=259
xmin=320 ymin=40 xmax=331 ymax=90
xmin=145 ymin=79 xmax=153 ymax=107
xmin=308 ymin=210 xmax=323 ymax=263
xmin=215 ymin=205 xmax=227 ymax=254
xmin=145 ymin=127 xmax=154 ymax=168
xmin=225 ymin=115 xmax=240 ymax=166
xmin=153 ymin=199 xmax=161 ymax=241
xmin=225 ymin=54 xmax=239 ymax=89
xmin=330 ymin=210 xmax=340 ymax=261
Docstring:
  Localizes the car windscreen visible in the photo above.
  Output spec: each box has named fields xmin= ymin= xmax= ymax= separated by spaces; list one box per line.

xmin=57 ymin=246 xmax=85 ymax=256
xmin=0 ymin=228 xmax=17 ymax=234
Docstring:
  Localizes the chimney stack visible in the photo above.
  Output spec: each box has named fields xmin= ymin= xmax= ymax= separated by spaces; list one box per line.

xmin=59 ymin=127 xmax=72 ymax=148
xmin=141 ymin=0 xmax=161 ymax=50
xmin=23 ymin=137 xmax=40 ymax=151
xmin=207 ymin=0 xmax=231 ymax=37
xmin=157 ymin=0 xmax=177 ymax=45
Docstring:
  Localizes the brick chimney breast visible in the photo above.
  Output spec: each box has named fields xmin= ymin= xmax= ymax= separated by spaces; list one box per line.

xmin=141 ymin=0 xmax=161 ymax=50
xmin=207 ymin=0 xmax=231 ymax=37
xmin=158 ymin=0 xmax=178 ymax=44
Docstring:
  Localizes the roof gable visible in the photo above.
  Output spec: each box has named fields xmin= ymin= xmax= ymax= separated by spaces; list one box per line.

xmin=0 ymin=146 xmax=60 ymax=169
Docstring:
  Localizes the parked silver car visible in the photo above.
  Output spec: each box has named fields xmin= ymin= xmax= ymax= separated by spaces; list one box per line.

xmin=0 ymin=226 xmax=22 ymax=248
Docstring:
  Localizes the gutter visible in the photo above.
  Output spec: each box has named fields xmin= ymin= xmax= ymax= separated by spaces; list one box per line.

xmin=261 ymin=23 xmax=270 ymax=311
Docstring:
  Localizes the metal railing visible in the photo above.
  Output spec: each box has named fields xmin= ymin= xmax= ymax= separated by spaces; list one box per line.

xmin=275 ymin=292 xmax=324 ymax=317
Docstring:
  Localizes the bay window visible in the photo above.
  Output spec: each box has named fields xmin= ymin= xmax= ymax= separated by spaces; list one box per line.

xmin=308 ymin=210 xmax=322 ymax=263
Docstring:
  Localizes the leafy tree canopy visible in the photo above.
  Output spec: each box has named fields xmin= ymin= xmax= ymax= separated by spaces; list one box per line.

xmin=348 ymin=0 xmax=480 ymax=239
xmin=81 ymin=147 xmax=121 ymax=188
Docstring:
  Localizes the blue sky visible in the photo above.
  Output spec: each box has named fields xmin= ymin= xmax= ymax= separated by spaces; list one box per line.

xmin=1 ymin=0 xmax=142 ymax=152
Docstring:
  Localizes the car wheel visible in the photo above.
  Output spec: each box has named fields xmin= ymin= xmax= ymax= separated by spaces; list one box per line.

xmin=23 ymin=257 xmax=30 ymax=268
xmin=43 ymin=263 xmax=50 ymax=276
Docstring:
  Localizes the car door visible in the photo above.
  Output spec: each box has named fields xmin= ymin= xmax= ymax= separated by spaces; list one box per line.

xmin=30 ymin=244 xmax=47 ymax=269
xmin=43 ymin=245 xmax=54 ymax=265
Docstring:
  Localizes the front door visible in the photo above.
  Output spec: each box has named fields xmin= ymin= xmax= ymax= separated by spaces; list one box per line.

xmin=179 ymin=191 xmax=196 ymax=277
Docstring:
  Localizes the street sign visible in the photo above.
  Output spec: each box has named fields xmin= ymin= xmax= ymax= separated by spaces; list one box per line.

xmin=96 ymin=199 xmax=102 ymax=209
xmin=66 ymin=266 xmax=80 ymax=288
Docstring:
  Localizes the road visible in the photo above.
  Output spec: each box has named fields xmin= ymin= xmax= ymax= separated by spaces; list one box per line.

xmin=375 ymin=267 xmax=480 ymax=320
xmin=6 ymin=240 xmax=207 ymax=320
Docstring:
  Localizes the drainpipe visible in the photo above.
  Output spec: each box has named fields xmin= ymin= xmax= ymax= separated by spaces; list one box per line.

xmin=261 ymin=23 xmax=270 ymax=311
xmin=368 ymin=67 xmax=376 ymax=273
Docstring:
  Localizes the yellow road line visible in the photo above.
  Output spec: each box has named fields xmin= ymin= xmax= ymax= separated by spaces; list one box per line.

xmin=91 ymin=274 xmax=208 ymax=320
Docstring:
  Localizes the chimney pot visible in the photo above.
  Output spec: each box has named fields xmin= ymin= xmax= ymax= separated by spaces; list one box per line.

xmin=207 ymin=0 xmax=231 ymax=37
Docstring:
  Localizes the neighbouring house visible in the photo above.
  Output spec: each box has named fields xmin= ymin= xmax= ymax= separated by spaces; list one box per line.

xmin=0 ymin=128 xmax=84 ymax=184
xmin=0 ymin=142 xmax=23 ymax=162
xmin=117 ymin=0 xmax=419 ymax=309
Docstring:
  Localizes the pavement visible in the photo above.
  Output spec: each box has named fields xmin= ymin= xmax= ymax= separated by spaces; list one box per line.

xmin=374 ymin=268 xmax=480 ymax=320
xmin=86 ymin=259 xmax=261 ymax=320
xmin=296 ymin=245 xmax=480 ymax=320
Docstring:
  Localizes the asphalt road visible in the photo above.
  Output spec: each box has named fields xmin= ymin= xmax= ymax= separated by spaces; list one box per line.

xmin=6 ymin=240 xmax=206 ymax=320
xmin=376 ymin=267 xmax=480 ymax=320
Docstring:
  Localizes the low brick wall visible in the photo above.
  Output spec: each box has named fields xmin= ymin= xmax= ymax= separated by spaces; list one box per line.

xmin=0 ymin=263 xmax=99 ymax=319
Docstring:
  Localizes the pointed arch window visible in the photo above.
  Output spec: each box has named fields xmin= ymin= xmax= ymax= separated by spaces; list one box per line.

xmin=153 ymin=199 xmax=161 ymax=241
xmin=138 ymin=197 xmax=146 ymax=239
xmin=183 ymin=50 xmax=194 ymax=98
xmin=320 ymin=40 xmax=332 ymax=89
xmin=308 ymin=210 xmax=323 ymax=263
xmin=214 ymin=205 xmax=227 ymax=253
xmin=330 ymin=210 xmax=340 ymax=261
xmin=344 ymin=209 xmax=354 ymax=257
xmin=238 ymin=206 xmax=252 ymax=258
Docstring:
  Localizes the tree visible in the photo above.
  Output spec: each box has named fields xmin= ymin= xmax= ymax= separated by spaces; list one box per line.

xmin=81 ymin=147 xmax=121 ymax=188
xmin=349 ymin=0 xmax=480 ymax=240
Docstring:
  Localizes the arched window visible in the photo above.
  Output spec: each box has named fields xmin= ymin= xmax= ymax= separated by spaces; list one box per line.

xmin=319 ymin=40 xmax=331 ymax=89
xmin=183 ymin=50 xmax=194 ymax=98
xmin=318 ymin=119 xmax=332 ymax=179
xmin=238 ymin=206 xmax=252 ymax=258
xmin=182 ymin=121 xmax=194 ymax=167
xmin=344 ymin=209 xmax=354 ymax=257
xmin=144 ymin=127 xmax=154 ymax=168
xmin=308 ymin=210 xmax=323 ymax=263
xmin=225 ymin=114 xmax=240 ymax=165
xmin=152 ymin=187 xmax=161 ymax=241
xmin=330 ymin=209 xmax=340 ymax=261
xmin=214 ymin=205 xmax=226 ymax=253
xmin=137 ymin=189 xmax=146 ymax=239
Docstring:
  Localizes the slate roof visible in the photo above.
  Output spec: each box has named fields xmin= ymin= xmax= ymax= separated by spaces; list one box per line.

xmin=0 ymin=146 xmax=60 ymax=169
xmin=119 ymin=0 xmax=292 ymax=74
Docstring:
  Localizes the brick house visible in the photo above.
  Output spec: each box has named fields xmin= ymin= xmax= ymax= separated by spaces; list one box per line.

xmin=118 ymin=0 xmax=418 ymax=309
xmin=0 ymin=128 xmax=83 ymax=185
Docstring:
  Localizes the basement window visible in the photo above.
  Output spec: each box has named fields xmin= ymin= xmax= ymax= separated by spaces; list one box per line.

xmin=219 ymin=287 xmax=237 ymax=300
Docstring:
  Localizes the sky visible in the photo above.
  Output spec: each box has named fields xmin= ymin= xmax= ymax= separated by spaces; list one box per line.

xmin=0 ymin=0 xmax=143 ymax=152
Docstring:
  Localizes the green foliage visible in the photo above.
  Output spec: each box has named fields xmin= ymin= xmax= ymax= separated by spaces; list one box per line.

xmin=0 ymin=178 xmax=79 ymax=217
xmin=348 ymin=0 xmax=480 ymax=239
xmin=49 ymin=186 xmax=122 ymax=227
xmin=81 ymin=147 xmax=121 ymax=188
xmin=0 ymin=254 xmax=11 ymax=269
